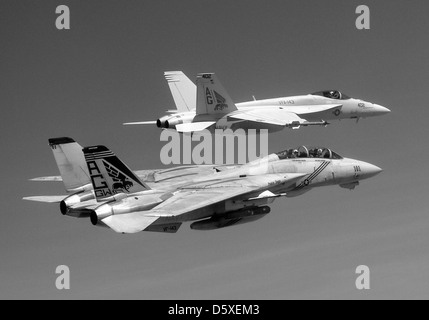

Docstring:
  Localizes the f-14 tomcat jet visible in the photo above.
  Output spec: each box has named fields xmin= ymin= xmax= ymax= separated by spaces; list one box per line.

xmin=124 ymin=71 xmax=390 ymax=133
xmin=24 ymin=137 xmax=219 ymax=217
xmin=24 ymin=139 xmax=382 ymax=233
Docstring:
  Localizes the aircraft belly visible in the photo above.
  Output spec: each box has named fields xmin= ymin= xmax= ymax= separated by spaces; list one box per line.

xmin=155 ymin=204 xmax=221 ymax=223
xmin=154 ymin=193 xmax=275 ymax=223
xmin=334 ymin=164 xmax=355 ymax=184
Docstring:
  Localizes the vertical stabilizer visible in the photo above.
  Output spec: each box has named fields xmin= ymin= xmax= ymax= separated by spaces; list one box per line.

xmin=164 ymin=71 xmax=196 ymax=112
xmin=196 ymin=73 xmax=238 ymax=115
xmin=48 ymin=137 xmax=90 ymax=192
xmin=83 ymin=146 xmax=150 ymax=202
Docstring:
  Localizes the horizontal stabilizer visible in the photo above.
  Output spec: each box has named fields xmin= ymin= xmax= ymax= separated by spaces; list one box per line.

xmin=123 ymin=121 xmax=157 ymax=125
xmin=23 ymin=195 xmax=66 ymax=203
xmin=176 ymin=121 xmax=216 ymax=133
xmin=101 ymin=213 xmax=159 ymax=234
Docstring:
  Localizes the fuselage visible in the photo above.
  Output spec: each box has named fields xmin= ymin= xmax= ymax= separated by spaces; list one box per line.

xmin=158 ymin=91 xmax=390 ymax=133
xmin=86 ymin=146 xmax=382 ymax=227
xmin=154 ymin=148 xmax=381 ymax=223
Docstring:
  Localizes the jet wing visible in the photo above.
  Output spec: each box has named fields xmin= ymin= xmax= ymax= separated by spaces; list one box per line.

xmin=98 ymin=173 xmax=305 ymax=233
xmin=146 ymin=173 xmax=306 ymax=218
xmin=229 ymin=109 xmax=303 ymax=126
xmin=176 ymin=121 xmax=216 ymax=133
xmin=228 ymin=104 xmax=342 ymax=126
xmin=97 ymin=173 xmax=306 ymax=233
xmin=23 ymin=195 xmax=66 ymax=203
xmin=279 ymin=104 xmax=342 ymax=115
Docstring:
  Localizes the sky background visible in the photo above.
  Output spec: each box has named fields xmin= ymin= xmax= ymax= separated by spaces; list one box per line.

xmin=1 ymin=0 xmax=428 ymax=299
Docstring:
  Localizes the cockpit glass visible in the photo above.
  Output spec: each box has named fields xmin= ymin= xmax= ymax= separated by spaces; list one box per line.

xmin=312 ymin=90 xmax=350 ymax=100
xmin=275 ymin=146 xmax=343 ymax=159
xmin=331 ymin=151 xmax=343 ymax=159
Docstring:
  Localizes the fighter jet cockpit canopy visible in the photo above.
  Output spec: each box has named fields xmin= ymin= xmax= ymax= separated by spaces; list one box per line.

xmin=312 ymin=90 xmax=350 ymax=100
xmin=276 ymin=146 xmax=343 ymax=160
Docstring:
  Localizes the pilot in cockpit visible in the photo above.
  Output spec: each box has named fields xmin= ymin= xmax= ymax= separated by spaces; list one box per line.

xmin=329 ymin=90 xmax=341 ymax=99
xmin=291 ymin=149 xmax=299 ymax=158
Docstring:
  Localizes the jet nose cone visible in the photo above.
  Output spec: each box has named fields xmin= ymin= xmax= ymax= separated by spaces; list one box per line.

xmin=374 ymin=104 xmax=391 ymax=115
xmin=359 ymin=162 xmax=383 ymax=179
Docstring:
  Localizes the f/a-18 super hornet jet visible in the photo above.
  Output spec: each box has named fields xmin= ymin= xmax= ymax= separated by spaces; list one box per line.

xmin=24 ymin=140 xmax=383 ymax=234
xmin=124 ymin=71 xmax=390 ymax=133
